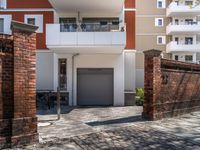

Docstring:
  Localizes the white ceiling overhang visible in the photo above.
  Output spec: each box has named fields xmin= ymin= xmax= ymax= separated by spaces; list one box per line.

xmin=48 ymin=0 xmax=124 ymax=15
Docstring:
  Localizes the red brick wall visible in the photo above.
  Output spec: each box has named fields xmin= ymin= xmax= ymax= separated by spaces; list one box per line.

xmin=0 ymin=11 xmax=54 ymax=49
xmin=125 ymin=0 xmax=135 ymax=49
xmin=125 ymin=0 xmax=135 ymax=8
xmin=7 ymin=0 xmax=52 ymax=9
xmin=125 ymin=11 xmax=135 ymax=49
xmin=0 ymin=35 xmax=14 ymax=119
xmin=0 ymin=22 xmax=38 ymax=149
xmin=143 ymin=50 xmax=200 ymax=120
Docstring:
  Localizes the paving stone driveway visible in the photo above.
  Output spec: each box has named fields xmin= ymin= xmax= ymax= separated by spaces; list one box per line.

xmin=27 ymin=107 xmax=199 ymax=149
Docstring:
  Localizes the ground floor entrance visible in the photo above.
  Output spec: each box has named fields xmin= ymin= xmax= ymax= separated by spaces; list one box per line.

xmin=36 ymin=51 xmax=136 ymax=106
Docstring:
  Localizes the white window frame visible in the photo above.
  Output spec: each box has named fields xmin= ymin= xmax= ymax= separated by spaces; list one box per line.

xmin=157 ymin=36 xmax=166 ymax=45
xmin=0 ymin=15 xmax=11 ymax=34
xmin=157 ymin=0 xmax=166 ymax=8
xmin=0 ymin=0 xmax=7 ymax=9
xmin=24 ymin=14 xmax=43 ymax=33
xmin=155 ymin=18 xmax=164 ymax=27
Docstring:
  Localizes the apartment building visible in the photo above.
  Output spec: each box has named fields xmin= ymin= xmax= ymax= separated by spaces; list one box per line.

xmin=0 ymin=0 xmax=136 ymax=106
xmin=136 ymin=0 xmax=200 ymax=80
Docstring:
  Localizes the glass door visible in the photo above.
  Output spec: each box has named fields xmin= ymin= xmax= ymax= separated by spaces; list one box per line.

xmin=58 ymin=59 xmax=67 ymax=90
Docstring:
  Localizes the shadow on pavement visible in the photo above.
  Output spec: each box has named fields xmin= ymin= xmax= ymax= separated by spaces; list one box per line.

xmin=86 ymin=115 xmax=146 ymax=126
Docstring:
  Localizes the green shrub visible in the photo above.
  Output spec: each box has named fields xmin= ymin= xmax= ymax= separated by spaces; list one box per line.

xmin=135 ymin=88 xmax=144 ymax=106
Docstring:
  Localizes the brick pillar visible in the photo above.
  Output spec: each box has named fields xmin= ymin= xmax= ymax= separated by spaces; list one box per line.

xmin=0 ymin=21 xmax=39 ymax=149
xmin=0 ymin=52 xmax=4 ymax=119
xmin=142 ymin=49 xmax=162 ymax=121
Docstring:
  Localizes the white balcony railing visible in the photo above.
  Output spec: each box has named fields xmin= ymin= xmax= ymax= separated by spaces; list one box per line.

xmin=166 ymin=22 xmax=200 ymax=35
xmin=166 ymin=41 xmax=200 ymax=53
xmin=167 ymin=2 xmax=200 ymax=16
xmin=46 ymin=24 xmax=126 ymax=53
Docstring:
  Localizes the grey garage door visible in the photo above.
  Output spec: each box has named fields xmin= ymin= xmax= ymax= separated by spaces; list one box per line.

xmin=77 ymin=68 xmax=113 ymax=106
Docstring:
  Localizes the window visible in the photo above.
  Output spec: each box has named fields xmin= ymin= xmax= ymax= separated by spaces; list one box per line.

xmin=58 ymin=59 xmax=67 ymax=90
xmin=175 ymin=55 xmax=179 ymax=61
xmin=82 ymin=18 xmax=119 ymax=32
xmin=155 ymin=18 xmax=164 ymax=27
xmin=185 ymin=1 xmax=193 ymax=6
xmin=185 ymin=19 xmax=193 ymax=25
xmin=27 ymin=18 xmax=36 ymax=25
xmin=185 ymin=55 xmax=193 ymax=62
xmin=175 ymin=1 xmax=179 ymax=5
xmin=158 ymin=1 xmax=163 ymax=8
xmin=157 ymin=36 xmax=166 ymax=45
xmin=185 ymin=37 xmax=193 ymax=45
xmin=0 ymin=0 xmax=6 ymax=9
xmin=59 ymin=18 xmax=76 ymax=32
xmin=24 ymin=15 xmax=43 ymax=33
xmin=175 ymin=19 xmax=179 ymax=25
xmin=0 ymin=18 xmax=3 ymax=33
xmin=175 ymin=37 xmax=179 ymax=44
xmin=157 ymin=0 xmax=166 ymax=8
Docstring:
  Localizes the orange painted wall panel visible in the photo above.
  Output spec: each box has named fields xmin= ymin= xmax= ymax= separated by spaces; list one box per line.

xmin=125 ymin=0 xmax=135 ymax=8
xmin=125 ymin=11 xmax=135 ymax=49
xmin=7 ymin=0 xmax=52 ymax=9
xmin=0 ymin=11 xmax=54 ymax=49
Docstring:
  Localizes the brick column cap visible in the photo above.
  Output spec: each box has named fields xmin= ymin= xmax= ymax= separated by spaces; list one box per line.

xmin=143 ymin=49 xmax=162 ymax=57
xmin=11 ymin=20 xmax=38 ymax=33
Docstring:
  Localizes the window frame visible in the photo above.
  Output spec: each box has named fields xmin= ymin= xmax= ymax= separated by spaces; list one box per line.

xmin=0 ymin=0 xmax=7 ymax=9
xmin=24 ymin=14 xmax=43 ymax=33
xmin=157 ymin=0 xmax=166 ymax=9
xmin=155 ymin=18 xmax=164 ymax=27
xmin=157 ymin=36 xmax=166 ymax=45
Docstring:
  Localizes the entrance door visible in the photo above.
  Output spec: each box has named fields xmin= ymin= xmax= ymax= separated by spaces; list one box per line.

xmin=77 ymin=68 xmax=113 ymax=106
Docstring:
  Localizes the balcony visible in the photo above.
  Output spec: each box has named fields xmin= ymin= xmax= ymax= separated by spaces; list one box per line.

xmin=166 ymin=41 xmax=200 ymax=53
xmin=166 ymin=22 xmax=200 ymax=35
xmin=167 ymin=2 xmax=200 ymax=17
xmin=46 ymin=23 xmax=126 ymax=53
xmin=48 ymin=0 xmax=124 ymax=15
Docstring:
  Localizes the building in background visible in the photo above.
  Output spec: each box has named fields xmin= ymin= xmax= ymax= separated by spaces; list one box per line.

xmin=136 ymin=0 xmax=200 ymax=87
xmin=0 ymin=0 xmax=136 ymax=106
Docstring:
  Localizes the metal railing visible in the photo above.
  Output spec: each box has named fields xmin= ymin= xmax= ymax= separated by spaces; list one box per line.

xmin=169 ymin=22 xmax=200 ymax=25
xmin=60 ymin=23 xmax=122 ymax=32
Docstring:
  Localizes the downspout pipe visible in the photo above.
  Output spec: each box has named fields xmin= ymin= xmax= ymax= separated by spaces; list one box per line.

xmin=72 ymin=53 xmax=79 ymax=106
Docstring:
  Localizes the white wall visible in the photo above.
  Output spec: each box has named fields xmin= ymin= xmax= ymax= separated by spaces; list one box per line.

xmin=36 ymin=52 xmax=126 ymax=106
xmin=124 ymin=51 xmax=136 ymax=92
xmin=36 ymin=52 xmax=54 ymax=91
xmin=73 ymin=54 xmax=124 ymax=106
xmin=136 ymin=69 xmax=144 ymax=88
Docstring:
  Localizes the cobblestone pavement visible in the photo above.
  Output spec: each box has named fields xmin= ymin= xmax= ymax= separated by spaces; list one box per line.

xmin=37 ymin=106 xmax=144 ymax=142
xmin=16 ymin=108 xmax=200 ymax=149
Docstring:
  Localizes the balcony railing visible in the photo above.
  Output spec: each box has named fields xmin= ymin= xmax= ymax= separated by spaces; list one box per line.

xmin=46 ymin=23 xmax=126 ymax=53
xmin=166 ymin=41 xmax=200 ymax=53
xmin=60 ymin=23 xmax=123 ymax=32
xmin=167 ymin=2 xmax=200 ymax=16
xmin=166 ymin=22 xmax=200 ymax=35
